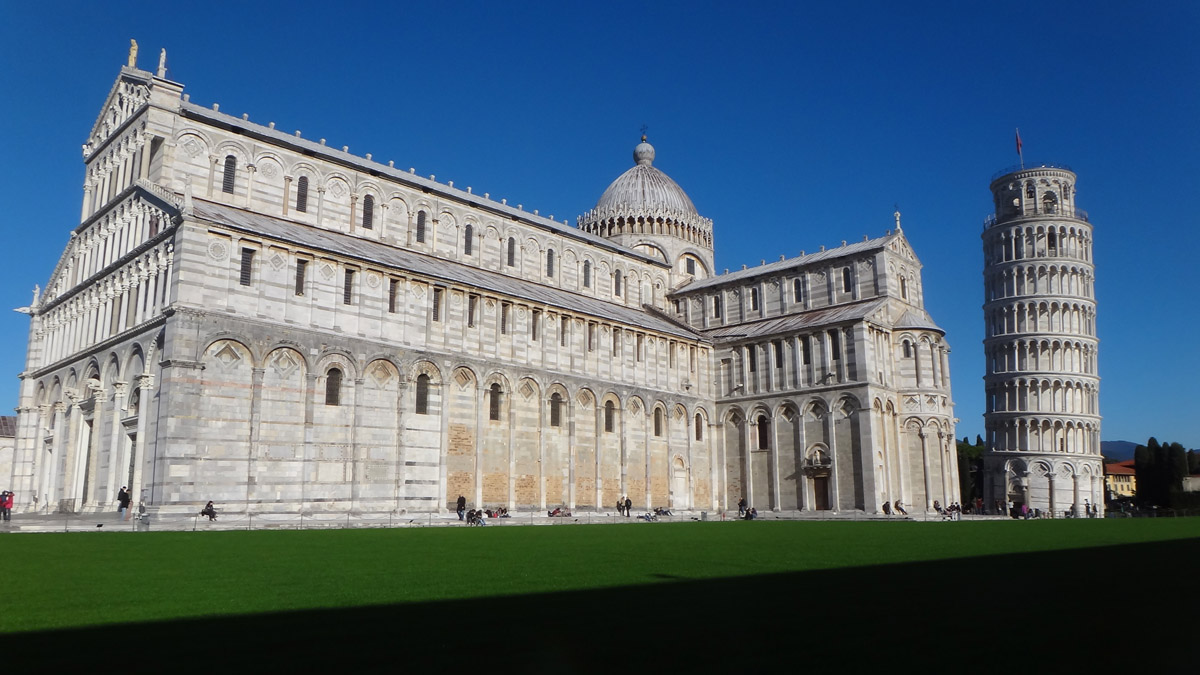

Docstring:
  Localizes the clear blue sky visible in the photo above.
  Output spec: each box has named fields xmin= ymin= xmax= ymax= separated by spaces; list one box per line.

xmin=1 ymin=1 xmax=1197 ymax=448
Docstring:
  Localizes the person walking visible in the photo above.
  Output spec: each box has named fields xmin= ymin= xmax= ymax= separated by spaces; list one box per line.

xmin=116 ymin=486 xmax=131 ymax=520
xmin=0 ymin=490 xmax=11 ymax=522
xmin=624 ymin=496 xmax=632 ymax=518
xmin=737 ymin=497 xmax=746 ymax=518
xmin=456 ymin=495 xmax=466 ymax=521
xmin=616 ymin=496 xmax=624 ymax=516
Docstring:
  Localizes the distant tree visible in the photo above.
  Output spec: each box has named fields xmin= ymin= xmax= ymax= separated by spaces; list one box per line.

xmin=1134 ymin=437 xmax=1190 ymax=507
xmin=956 ymin=437 xmax=984 ymax=505
xmin=1189 ymin=450 xmax=1200 ymax=476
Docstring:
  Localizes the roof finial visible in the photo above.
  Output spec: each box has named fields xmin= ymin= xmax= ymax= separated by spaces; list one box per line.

xmin=894 ymin=205 xmax=902 ymax=231
xmin=127 ymin=39 xmax=138 ymax=68
xmin=157 ymin=48 xmax=167 ymax=78
xmin=640 ymin=124 xmax=648 ymax=143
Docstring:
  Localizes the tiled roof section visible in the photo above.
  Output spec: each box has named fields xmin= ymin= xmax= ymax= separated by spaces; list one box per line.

xmin=180 ymin=102 xmax=668 ymax=269
xmin=894 ymin=309 xmax=945 ymax=334
xmin=1105 ymin=463 xmax=1135 ymax=475
xmin=702 ymin=298 xmax=888 ymax=341
xmin=191 ymin=200 xmax=702 ymax=341
xmin=675 ymin=234 xmax=897 ymax=293
xmin=0 ymin=416 xmax=16 ymax=438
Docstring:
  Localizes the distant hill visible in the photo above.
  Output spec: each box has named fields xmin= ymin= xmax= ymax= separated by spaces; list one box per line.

xmin=1101 ymin=441 xmax=1138 ymax=462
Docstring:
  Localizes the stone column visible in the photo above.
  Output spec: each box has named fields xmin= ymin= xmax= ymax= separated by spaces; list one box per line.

xmin=567 ymin=396 xmax=576 ymax=510
xmin=393 ymin=379 xmax=408 ymax=512
xmin=827 ymin=407 xmax=841 ymax=510
xmin=643 ymin=407 xmax=651 ymax=512
xmin=130 ymin=374 xmax=153 ymax=508
xmin=351 ymin=377 xmax=365 ymax=511
xmin=474 ymin=386 xmax=485 ymax=508
xmin=1072 ymin=472 xmax=1081 ymax=517
xmin=282 ymin=176 xmax=292 ymax=216
xmin=104 ymin=382 xmax=129 ymax=503
xmin=538 ymin=397 xmax=546 ymax=511
xmin=506 ymin=387 xmax=515 ymax=511
xmin=741 ymin=416 xmax=752 ymax=508
xmin=594 ymin=400 xmax=602 ymax=509
xmin=438 ymin=378 xmax=451 ymax=514
xmin=769 ymin=415 xmax=780 ymax=511
xmin=302 ymin=372 xmax=317 ymax=513
xmin=208 ymin=155 xmax=219 ymax=198
xmin=619 ymin=402 xmax=628 ymax=499
xmin=245 ymin=367 xmax=265 ymax=511
xmin=244 ymin=163 xmax=257 ymax=208
xmin=920 ymin=430 xmax=932 ymax=510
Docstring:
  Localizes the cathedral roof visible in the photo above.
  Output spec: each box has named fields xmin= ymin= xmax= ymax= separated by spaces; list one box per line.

xmin=702 ymin=299 xmax=889 ymax=341
xmin=578 ymin=138 xmax=712 ymax=232
xmin=191 ymin=200 xmax=703 ymax=341
xmin=893 ymin=309 xmax=944 ymax=334
xmin=179 ymin=102 xmax=670 ymax=269
xmin=676 ymin=233 xmax=899 ymax=293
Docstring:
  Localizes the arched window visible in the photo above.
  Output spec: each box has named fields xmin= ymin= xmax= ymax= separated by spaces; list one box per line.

xmin=489 ymin=383 xmax=502 ymax=421
xmin=604 ymin=400 xmax=615 ymax=433
xmin=757 ymin=415 xmax=770 ymax=450
xmin=614 ymin=273 xmax=622 ymax=296
xmin=415 ymin=374 xmax=430 ymax=415
xmin=694 ymin=413 xmax=704 ymax=441
xmin=842 ymin=267 xmax=852 ymax=293
xmin=325 ymin=368 xmax=343 ymax=406
xmin=900 ymin=277 xmax=908 ymax=299
xmin=686 ymin=258 xmax=696 ymax=275
xmin=653 ymin=408 xmax=663 ymax=437
xmin=221 ymin=155 xmax=237 ymax=194
xmin=296 ymin=176 xmax=309 ymax=213
xmin=550 ymin=393 xmax=562 ymax=427
xmin=507 ymin=237 xmax=516 ymax=267
xmin=464 ymin=224 xmax=473 ymax=256
xmin=750 ymin=287 xmax=760 ymax=311
xmin=793 ymin=278 xmax=802 ymax=303
xmin=583 ymin=260 xmax=592 ymax=287
xmin=713 ymin=295 xmax=722 ymax=318
xmin=546 ymin=248 xmax=555 ymax=277
xmin=361 ymin=195 xmax=374 ymax=229
xmin=903 ymin=340 xmax=912 ymax=358
xmin=416 ymin=211 xmax=427 ymax=243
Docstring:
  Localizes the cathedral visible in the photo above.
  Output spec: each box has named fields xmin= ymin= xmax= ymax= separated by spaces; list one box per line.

xmin=6 ymin=49 xmax=959 ymax=518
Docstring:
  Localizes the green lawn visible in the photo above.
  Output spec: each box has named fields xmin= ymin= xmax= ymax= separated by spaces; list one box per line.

xmin=4 ymin=518 xmax=1198 ymax=634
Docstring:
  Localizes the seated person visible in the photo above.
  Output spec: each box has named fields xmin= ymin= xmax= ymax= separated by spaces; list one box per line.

xmin=199 ymin=501 xmax=217 ymax=521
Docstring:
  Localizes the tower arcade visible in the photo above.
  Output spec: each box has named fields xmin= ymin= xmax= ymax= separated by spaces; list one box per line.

xmin=981 ymin=166 xmax=1102 ymax=516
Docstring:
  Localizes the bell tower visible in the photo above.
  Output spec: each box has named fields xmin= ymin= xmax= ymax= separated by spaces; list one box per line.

xmin=981 ymin=165 xmax=1102 ymax=517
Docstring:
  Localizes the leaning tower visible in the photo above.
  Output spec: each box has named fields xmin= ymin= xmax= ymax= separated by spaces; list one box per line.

xmin=981 ymin=166 xmax=1102 ymax=517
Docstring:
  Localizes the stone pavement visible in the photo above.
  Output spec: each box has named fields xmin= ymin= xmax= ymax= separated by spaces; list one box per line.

xmin=0 ymin=507 xmax=1009 ymax=533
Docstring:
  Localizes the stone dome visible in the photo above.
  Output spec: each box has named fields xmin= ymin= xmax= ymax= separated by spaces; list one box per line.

xmin=592 ymin=138 xmax=700 ymax=217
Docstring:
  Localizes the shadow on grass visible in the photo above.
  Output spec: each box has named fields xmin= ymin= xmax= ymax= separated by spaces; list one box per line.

xmin=6 ymin=538 xmax=1196 ymax=671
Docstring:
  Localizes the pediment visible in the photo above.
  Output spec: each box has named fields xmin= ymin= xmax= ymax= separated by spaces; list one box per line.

xmin=887 ymin=232 xmax=922 ymax=266
xmin=83 ymin=68 xmax=153 ymax=158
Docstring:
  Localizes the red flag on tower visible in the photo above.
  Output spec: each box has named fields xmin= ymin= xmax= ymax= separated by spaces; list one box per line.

xmin=1015 ymin=128 xmax=1023 ymax=163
